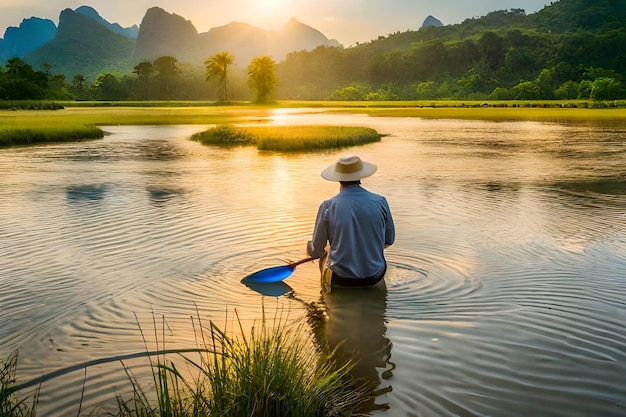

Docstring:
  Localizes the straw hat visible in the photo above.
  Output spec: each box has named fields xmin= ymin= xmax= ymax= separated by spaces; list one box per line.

xmin=320 ymin=154 xmax=377 ymax=182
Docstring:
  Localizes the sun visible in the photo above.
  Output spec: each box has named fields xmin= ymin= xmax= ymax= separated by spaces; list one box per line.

xmin=250 ymin=0 xmax=292 ymax=27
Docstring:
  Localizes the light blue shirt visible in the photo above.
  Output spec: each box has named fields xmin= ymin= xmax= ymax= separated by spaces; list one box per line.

xmin=308 ymin=185 xmax=395 ymax=279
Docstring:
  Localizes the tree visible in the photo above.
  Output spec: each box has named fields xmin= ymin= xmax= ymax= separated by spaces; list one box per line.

xmin=70 ymin=74 xmax=86 ymax=96
xmin=92 ymin=73 xmax=124 ymax=100
xmin=414 ymin=81 xmax=438 ymax=99
xmin=133 ymin=61 xmax=154 ymax=100
xmin=478 ymin=31 xmax=505 ymax=71
xmin=153 ymin=56 xmax=180 ymax=100
xmin=247 ymin=55 xmax=278 ymax=103
xmin=513 ymin=80 xmax=540 ymax=100
xmin=1 ymin=57 xmax=48 ymax=99
xmin=555 ymin=80 xmax=579 ymax=99
xmin=205 ymin=51 xmax=235 ymax=101
xmin=328 ymin=85 xmax=365 ymax=101
xmin=590 ymin=77 xmax=623 ymax=100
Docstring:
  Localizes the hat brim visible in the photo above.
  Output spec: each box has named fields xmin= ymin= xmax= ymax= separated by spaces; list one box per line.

xmin=320 ymin=161 xmax=377 ymax=181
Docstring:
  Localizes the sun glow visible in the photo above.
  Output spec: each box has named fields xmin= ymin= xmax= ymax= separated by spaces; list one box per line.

xmin=250 ymin=0 xmax=292 ymax=27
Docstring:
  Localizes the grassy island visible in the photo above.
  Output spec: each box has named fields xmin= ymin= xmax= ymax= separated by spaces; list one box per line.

xmin=191 ymin=124 xmax=383 ymax=151
xmin=0 ymin=124 xmax=104 ymax=147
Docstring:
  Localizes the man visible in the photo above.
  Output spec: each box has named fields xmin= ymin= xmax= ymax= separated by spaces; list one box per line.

xmin=307 ymin=154 xmax=395 ymax=289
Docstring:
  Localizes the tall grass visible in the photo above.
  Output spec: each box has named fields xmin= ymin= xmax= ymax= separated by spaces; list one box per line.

xmin=191 ymin=124 xmax=383 ymax=151
xmin=190 ymin=124 xmax=256 ymax=146
xmin=0 ymin=351 xmax=37 ymax=417
xmin=1 ymin=307 xmax=371 ymax=417
xmin=0 ymin=125 xmax=104 ymax=146
xmin=113 ymin=309 xmax=370 ymax=416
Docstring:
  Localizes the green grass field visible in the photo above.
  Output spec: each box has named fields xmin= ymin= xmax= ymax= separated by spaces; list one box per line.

xmin=2 ymin=100 xmax=626 ymax=148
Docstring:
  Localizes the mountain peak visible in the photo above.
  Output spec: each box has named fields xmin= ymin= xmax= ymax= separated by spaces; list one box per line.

xmin=285 ymin=17 xmax=300 ymax=26
xmin=74 ymin=5 xmax=102 ymax=21
xmin=422 ymin=15 xmax=444 ymax=28
xmin=0 ymin=17 xmax=56 ymax=60
xmin=134 ymin=7 xmax=200 ymax=61
xmin=74 ymin=5 xmax=138 ymax=38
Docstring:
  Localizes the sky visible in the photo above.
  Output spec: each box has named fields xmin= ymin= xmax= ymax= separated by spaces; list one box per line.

xmin=1 ymin=0 xmax=555 ymax=46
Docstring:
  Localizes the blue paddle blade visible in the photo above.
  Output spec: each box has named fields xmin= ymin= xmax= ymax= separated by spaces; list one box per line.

xmin=241 ymin=265 xmax=295 ymax=283
xmin=243 ymin=281 xmax=292 ymax=297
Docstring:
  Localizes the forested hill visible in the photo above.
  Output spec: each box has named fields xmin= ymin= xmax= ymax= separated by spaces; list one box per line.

xmin=275 ymin=0 xmax=626 ymax=101
xmin=370 ymin=0 xmax=626 ymax=48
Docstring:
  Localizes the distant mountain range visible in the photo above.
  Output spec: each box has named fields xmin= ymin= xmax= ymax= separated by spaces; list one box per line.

xmin=0 ymin=5 xmax=344 ymax=79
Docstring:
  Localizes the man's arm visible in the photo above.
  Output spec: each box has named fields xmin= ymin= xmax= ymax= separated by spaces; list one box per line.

xmin=383 ymin=198 xmax=395 ymax=247
xmin=307 ymin=203 xmax=329 ymax=259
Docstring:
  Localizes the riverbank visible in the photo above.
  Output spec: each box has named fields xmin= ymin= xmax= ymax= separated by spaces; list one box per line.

xmin=1 ymin=100 xmax=626 ymax=147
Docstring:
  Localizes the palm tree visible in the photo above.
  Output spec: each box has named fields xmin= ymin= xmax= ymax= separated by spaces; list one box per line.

xmin=204 ymin=51 xmax=235 ymax=102
xmin=247 ymin=55 xmax=278 ymax=103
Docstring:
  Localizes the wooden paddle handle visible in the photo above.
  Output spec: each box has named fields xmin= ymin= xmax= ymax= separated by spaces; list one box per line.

xmin=288 ymin=257 xmax=315 ymax=268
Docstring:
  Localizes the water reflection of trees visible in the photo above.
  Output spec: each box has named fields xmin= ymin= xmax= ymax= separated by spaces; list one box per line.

xmin=145 ymin=186 xmax=186 ymax=206
xmin=66 ymin=184 xmax=110 ymax=202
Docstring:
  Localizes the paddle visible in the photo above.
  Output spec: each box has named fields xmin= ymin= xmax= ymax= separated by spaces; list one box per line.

xmin=241 ymin=257 xmax=315 ymax=283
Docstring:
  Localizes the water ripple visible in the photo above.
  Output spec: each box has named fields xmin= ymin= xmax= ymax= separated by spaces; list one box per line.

xmin=1 ymin=122 xmax=625 ymax=417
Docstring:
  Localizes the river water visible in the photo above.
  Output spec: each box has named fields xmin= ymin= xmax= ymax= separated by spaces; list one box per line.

xmin=1 ymin=112 xmax=625 ymax=416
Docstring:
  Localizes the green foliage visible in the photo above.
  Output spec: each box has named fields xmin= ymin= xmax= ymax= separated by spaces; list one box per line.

xmin=276 ymin=46 xmax=353 ymax=100
xmin=530 ymin=0 xmax=626 ymax=33
xmin=247 ymin=56 xmax=278 ymax=103
xmin=0 ymin=351 xmax=37 ymax=417
xmin=24 ymin=10 xmax=135 ymax=81
xmin=132 ymin=61 xmax=154 ymax=101
xmin=205 ymin=52 xmax=236 ymax=101
xmin=328 ymin=85 xmax=366 ymax=101
xmin=590 ymin=77 xmax=625 ymax=100
xmin=92 ymin=73 xmax=128 ymax=100
xmin=153 ymin=56 xmax=181 ymax=101
xmin=274 ymin=0 xmax=626 ymax=101
xmin=3 ymin=0 xmax=626 ymax=102
xmin=156 ymin=313 xmax=369 ymax=417
xmin=0 ymin=58 xmax=48 ymax=100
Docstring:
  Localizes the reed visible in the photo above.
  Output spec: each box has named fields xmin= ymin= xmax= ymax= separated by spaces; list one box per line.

xmin=113 ymin=309 xmax=369 ymax=417
xmin=2 ymin=308 xmax=370 ymax=416
xmin=190 ymin=124 xmax=256 ymax=146
xmin=0 ymin=351 xmax=37 ymax=417
xmin=0 ymin=125 xmax=103 ymax=146
xmin=191 ymin=124 xmax=383 ymax=151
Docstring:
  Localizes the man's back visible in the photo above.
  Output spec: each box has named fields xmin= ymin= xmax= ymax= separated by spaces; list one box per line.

xmin=312 ymin=185 xmax=394 ymax=279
